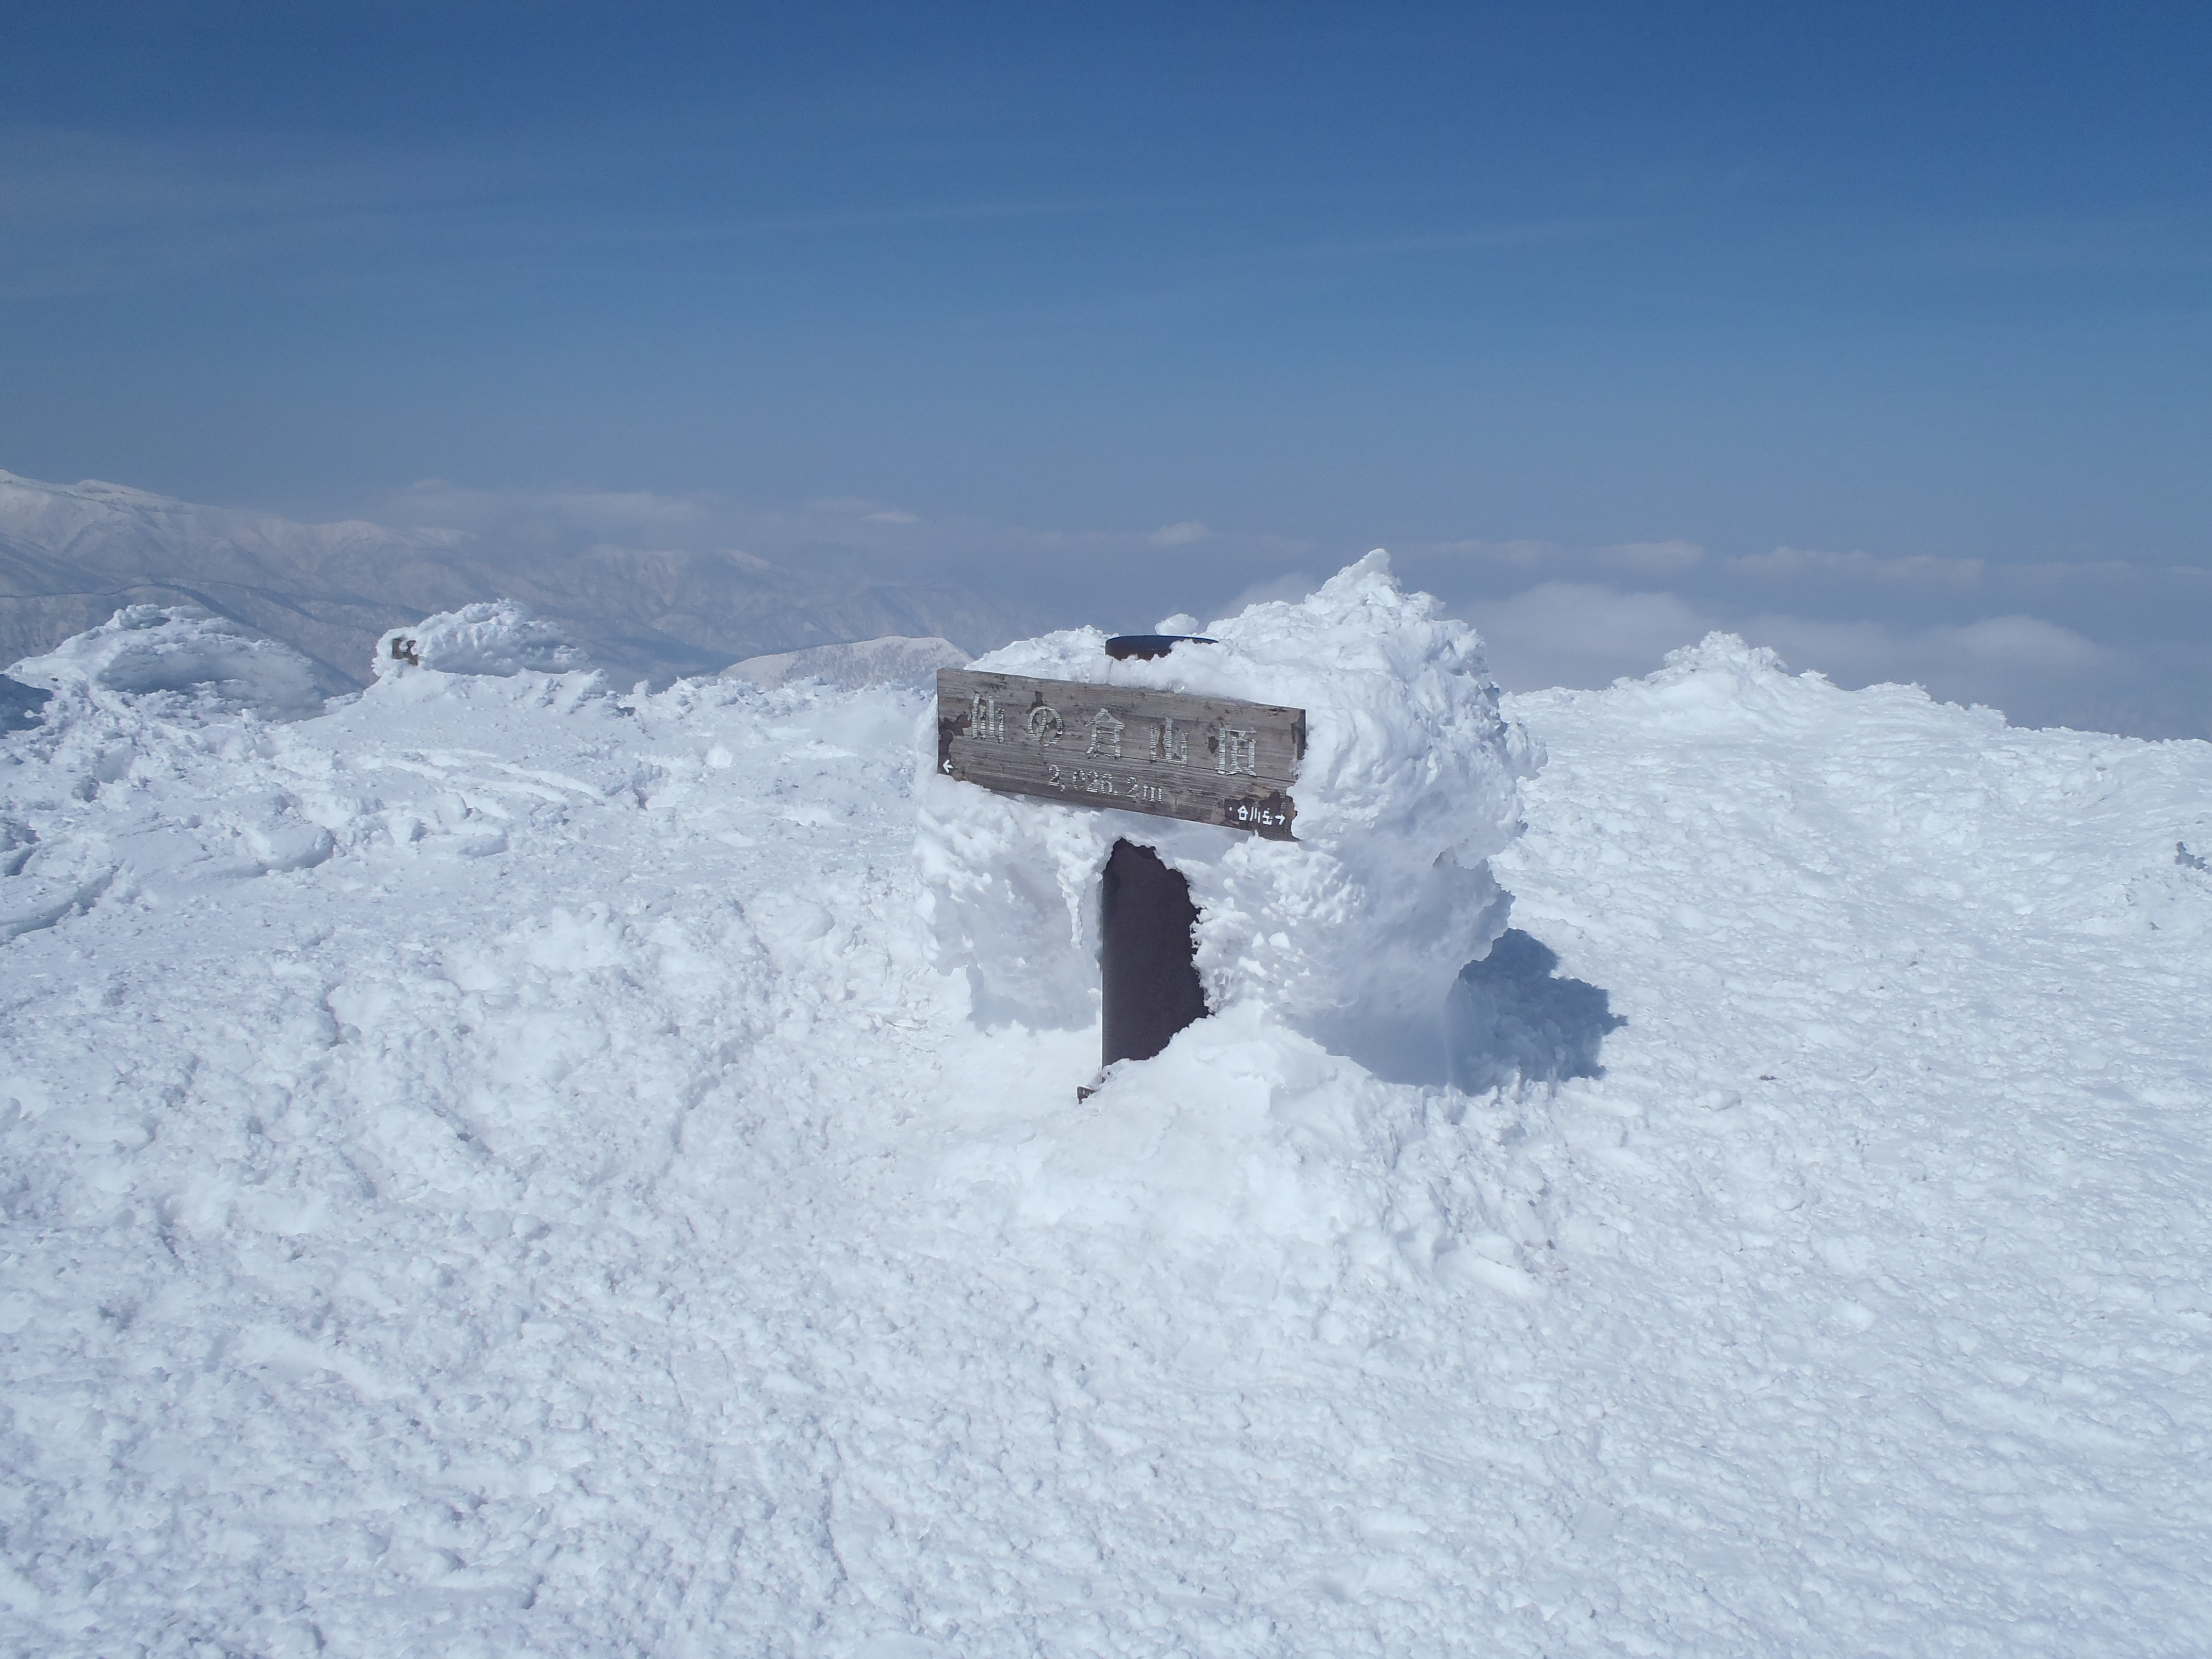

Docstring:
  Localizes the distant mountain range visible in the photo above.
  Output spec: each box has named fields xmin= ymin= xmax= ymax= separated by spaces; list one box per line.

xmin=0 ymin=470 xmax=1034 ymax=690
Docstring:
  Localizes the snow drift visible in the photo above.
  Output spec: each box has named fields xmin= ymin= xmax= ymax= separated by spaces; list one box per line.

xmin=3 ymin=594 xmax=2210 ymax=1657
xmin=916 ymin=552 xmax=1539 ymax=1078
xmin=8 ymin=602 xmax=328 ymax=721
xmin=373 ymin=598 xmax=590 ymax=680
xmin=724 ymin=633 xmax=969 ymax=692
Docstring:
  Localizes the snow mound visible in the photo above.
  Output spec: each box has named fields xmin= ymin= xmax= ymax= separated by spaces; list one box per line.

xmin=724 ymin=633 xmax=969 ymax=691
xmin=3 ymin=615 xmax=2212 ymax=1653
xmin=6 ymin=603 xmax=327 ymax=721
xmin=373 ymin=599 xmax=590 ymax=680
xmin=917 ymin=552 xmax=1539 ymax=1077
xmin=938 ymin=1003 xmax=1544 ymax=1294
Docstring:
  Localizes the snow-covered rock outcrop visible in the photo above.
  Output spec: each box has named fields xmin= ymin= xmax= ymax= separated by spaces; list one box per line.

xmin=373 ymin=600 xmax=591 ymax=680
xmin=916 ymin=553 xmax=1539 ymax=1076
xmin=7 ymin=603 xmax=330 ymax=722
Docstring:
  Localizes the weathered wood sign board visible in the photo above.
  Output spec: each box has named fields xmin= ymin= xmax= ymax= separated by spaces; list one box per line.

xmin=936 ymin=668 xmax=1306 ymax=840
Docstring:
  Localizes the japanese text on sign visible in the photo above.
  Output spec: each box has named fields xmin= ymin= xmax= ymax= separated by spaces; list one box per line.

xmin=936 ymin=669 xmax=1305 ymax=840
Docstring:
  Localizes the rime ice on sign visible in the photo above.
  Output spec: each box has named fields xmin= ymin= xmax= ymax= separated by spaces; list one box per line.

xmin=916 ymin=552 xmax=1539 ymax=1080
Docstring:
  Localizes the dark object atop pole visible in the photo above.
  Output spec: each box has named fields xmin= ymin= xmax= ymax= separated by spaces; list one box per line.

xmin=1104 ymin=633 xmax=1216 ymax=661
xmin=1099 ymin=839 xmax=1209 ymax=1069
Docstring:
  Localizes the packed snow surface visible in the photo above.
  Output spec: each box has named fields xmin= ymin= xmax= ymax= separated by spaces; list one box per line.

xmin=3 ymin=601 xmax=2211 ymax=1655
xmin=725 ymin=636 xmax=970 ymax=693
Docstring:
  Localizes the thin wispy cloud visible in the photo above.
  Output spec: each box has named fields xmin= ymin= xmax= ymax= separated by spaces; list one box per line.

xmin=0 ymin=120 xmax=1158 ymax=306
xmin=1380 ymin=528 xmax=2212 ymax=736
xmin=1597 ymin=540 xmax=1703 ymax=574
xmin=1732 ymin=546 xmax=1987 ymax=586
xmin=1148 ymin=521 xmax=1209 ymax=547
xmin=696 ymin=196 xmax=1158 ymax=241
xmin=1286 ymin=216 xmax=1640 ymax=262
xmin=1909 ymin=208 xmax=2212 ymax=275
xmin=0 ymin=125 xmax=537 ymax=300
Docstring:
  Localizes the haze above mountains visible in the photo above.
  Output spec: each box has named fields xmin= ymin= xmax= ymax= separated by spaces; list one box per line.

xmin=0 ymin=469 xmax=1034 ymax=693
xmin=7 ymin=465 xmax=2212 ymax=744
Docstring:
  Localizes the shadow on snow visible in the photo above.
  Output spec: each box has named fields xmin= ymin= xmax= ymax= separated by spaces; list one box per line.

xmin=1446 ymin=929 xmax=1625 ymax=1094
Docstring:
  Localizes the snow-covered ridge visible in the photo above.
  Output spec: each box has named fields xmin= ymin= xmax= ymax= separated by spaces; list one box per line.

xmin=0 ymin=467 xmax=1028 ymax=690
xmin=1 ymin=596 xmax=2209 ymax=1655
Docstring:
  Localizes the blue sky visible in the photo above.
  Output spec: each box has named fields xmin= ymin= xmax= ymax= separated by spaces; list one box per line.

xmin=4 ymin=1 xmax=2209 ymax=729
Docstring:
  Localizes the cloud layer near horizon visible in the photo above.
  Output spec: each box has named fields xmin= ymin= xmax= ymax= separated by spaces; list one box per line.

xmin=363 ymin=480 xmax=2212 ymax=740
xmin=1421 ymin=542 xmax=2212 ymax=739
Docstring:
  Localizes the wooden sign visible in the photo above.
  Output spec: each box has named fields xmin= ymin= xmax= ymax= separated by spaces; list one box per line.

xmin=936 ymin=669 xmax=1305 ymax=840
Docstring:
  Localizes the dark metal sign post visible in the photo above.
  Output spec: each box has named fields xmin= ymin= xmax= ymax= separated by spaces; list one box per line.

xmin=933 ymin=654 xmax=1309 ymax=1083
xmin=1099 ymin=840 xmax=1210 ymax=1066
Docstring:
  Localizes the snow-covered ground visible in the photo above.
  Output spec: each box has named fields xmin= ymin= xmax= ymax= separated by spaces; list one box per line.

xmin=724 ymin=636 xmax=969 ymax=693
xmin=3 ymin=608 xmax=2209 ymax=1656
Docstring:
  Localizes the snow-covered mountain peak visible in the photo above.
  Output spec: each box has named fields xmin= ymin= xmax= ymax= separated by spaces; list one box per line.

xmin=1656 ymin=628 xmax=1792 ymax=679
xmin=15 ymin=472 xmax=192 ymax=510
